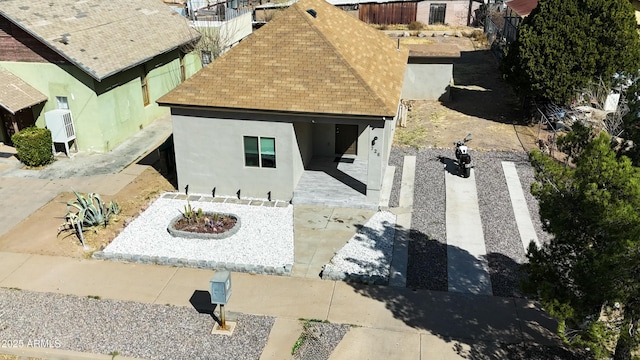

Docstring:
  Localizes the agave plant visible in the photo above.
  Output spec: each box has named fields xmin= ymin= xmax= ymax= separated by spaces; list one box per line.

xmin=58 ymin=191 xmax=120 ymax=247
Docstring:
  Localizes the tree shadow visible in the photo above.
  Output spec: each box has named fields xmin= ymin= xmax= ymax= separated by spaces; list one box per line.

xmin=338 ymin=223 xmax=574 ymax=358
xmin=322 ymin=219 xmax=396 ymax=284
xmin=439 ymin=49 xmax=524 ymax=124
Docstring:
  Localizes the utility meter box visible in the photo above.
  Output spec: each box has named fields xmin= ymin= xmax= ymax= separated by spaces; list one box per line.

xmin=210 ymin=271 xmax=232 ymax=305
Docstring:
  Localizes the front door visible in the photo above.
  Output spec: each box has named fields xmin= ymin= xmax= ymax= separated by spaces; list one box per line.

xmin=335 ymin=124 xmax=358 ymax=155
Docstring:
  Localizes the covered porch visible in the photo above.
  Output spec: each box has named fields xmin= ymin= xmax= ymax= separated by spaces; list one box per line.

xmin=292 ymin=156 xmax=393 ymax=209
xmin=0 ymin=68 xmax=48 ymax=145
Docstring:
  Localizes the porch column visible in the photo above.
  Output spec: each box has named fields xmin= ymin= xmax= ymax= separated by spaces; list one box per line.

xmin=366 ymin=126 xmax=385 ymax=204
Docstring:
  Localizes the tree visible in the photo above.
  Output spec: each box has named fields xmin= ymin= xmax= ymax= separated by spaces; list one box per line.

xmin=622 ymin=78 xmax=640 ymax=166
xmin=189 ymin=6 xmax=252 ymax=65
xmin=525 ymin=126 xmax=640 ymax=359
xmin=501 ymin=0 xmax=640 ymax=104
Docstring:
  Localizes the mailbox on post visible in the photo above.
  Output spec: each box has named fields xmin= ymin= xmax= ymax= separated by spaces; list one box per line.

xmin=210 ymin=270 xmax=232 ymax=332
xmin=210 ymin=270 xmax=232 ymax=305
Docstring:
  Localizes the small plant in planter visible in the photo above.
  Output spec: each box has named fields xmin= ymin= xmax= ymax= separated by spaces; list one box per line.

xmin=168 ymin=200 xmax=240 ymax=239
xmin=58 ymin=191 xmax=120 ymax=248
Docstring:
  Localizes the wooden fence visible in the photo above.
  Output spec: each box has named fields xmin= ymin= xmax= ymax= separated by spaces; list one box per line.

xmin=358 ymin=2 xmax=417 ymax=25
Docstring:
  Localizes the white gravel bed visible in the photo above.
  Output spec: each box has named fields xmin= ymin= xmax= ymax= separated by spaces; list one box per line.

xmin=0 ymin=288 xmax=350 ymax=360
xmin=321 ymin=211 xmax=396 ymax=284
xmin=102 ymin=195 xmax=293 ymax=270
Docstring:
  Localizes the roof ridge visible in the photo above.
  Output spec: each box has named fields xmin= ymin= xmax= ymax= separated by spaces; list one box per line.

xmin=293 ymin=2 xmax=394 ymax=116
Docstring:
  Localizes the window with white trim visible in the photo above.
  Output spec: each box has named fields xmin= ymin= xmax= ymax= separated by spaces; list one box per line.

xmin=244 ymin=136 xmax=276 ymax=168
xmin=56 ymin=96 xmax=69 ymax=109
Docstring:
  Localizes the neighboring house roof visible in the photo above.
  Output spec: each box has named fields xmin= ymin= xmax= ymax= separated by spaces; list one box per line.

xmin=506 ymin=0 xmax=538 ymax=17
xmin=0 ymin=68 xmax=47 ymax=115
xmin=0 ymin=0 xmax=200 ymax=81
xmin=158 ymin=0 xmax=409 ymax=117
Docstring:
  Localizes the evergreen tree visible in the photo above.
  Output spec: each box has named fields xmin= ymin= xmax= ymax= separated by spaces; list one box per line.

xmin=501 ymin=0 xmax=640 ymax=104
xmin=526 ymin=126 xmax=640 ymax=359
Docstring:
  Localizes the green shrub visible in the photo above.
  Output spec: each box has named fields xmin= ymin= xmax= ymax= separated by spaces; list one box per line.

xmin=11 ymin=127 xmax=53 ymax=167
xmin=408 ymin=21 xmax=424 ymax=31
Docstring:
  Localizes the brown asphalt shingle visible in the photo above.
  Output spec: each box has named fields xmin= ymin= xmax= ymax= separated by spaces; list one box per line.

xmin=0 ymin=0 xmax=200 ymax=81
xmin=158 ymin=0 xmax=409 ymax=117
xmin=0 ymin=68 xmax=48 ymax=114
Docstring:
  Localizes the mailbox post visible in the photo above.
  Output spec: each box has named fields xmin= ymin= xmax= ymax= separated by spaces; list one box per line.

xmin=210 ymin=271 xmax=232 ymax=330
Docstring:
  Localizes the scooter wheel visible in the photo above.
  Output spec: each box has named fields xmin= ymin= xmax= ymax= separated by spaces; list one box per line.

xmin=464 ymin=167 xmax=471 ymax=178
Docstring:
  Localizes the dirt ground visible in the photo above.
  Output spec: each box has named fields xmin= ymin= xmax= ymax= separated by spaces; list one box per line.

xmin=0 ymin=165 xmax=176 ymax=258
xmin=394 ymin=33 xmax=540 ymax=152
xmin=0 ymin=29 xmax=542 ymax=259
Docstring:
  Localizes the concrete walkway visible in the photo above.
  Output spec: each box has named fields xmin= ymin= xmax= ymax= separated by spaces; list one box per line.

xmin=502 ymin=161 xmax=540 ymax=252
xmin=445 ymin=169 xmax=493 ymax=296
xmin=389 ymin=155 xmax=415 ymax=288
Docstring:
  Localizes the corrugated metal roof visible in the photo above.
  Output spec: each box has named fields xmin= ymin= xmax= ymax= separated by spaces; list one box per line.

xmin=0 ymin=0 xmax=201 ymax=81
xmin=0 ymin=68 xmax=48 ymax=115
xmin=506 ymin=0 xmax=538 ymax=17
xmin=158 ymin=0 xmax=409 ymax=117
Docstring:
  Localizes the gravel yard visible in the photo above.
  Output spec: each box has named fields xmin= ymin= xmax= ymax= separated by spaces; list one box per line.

xmin=0 ymin=288 xmax=349 ymax=360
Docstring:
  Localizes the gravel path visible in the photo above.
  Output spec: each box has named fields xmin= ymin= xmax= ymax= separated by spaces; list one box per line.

xmin=406 ymin=148 xmax=449 ymax=291
xmin=393 ymin=147 xmax=551 ymax=296
xmin=0 ymin=288 xmax=349 ymax=360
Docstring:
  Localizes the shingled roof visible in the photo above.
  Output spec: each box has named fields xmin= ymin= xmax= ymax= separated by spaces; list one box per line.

xmin=0 ymin=68 xmax=47 ymax=114
xmin=0 ymin=0 xmax=200 ymax=81
xmin=158 ymin=0 xmax=409 ymax=117
xmin=506 ymin=0 xmax=538 ymax=17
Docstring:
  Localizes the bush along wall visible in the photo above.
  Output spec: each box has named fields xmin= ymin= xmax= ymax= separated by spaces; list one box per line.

xmin=11 ymin=127 xmax=53 ymax=167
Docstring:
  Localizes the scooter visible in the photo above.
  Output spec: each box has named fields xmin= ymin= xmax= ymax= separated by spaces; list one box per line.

xmin=454 ymin=133 xmax=473 ymax=178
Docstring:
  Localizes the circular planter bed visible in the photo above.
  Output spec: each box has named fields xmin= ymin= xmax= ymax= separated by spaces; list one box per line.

xmin=167 ymin=212 xmax=241 ymax=240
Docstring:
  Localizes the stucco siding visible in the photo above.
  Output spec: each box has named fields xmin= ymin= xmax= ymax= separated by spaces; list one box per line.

xmin=416 ymin=1 xmax=478 ymax=26
xmin=0 ymin=61 xmax=103 ymax=151
xmin=172 ymin=115 xmax=297 ymax=201
xmin=401 ymin=63 xmax=453 ymax=100
xmin=1 ymin=50 xmax=201 ymax=152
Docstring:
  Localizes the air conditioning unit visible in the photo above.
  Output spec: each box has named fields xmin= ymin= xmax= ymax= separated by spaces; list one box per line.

xmin=45 ymin=109 xmax=78 ymax=157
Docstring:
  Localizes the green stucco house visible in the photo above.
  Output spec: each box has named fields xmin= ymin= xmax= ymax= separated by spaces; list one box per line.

xmin=0 ymin=0 xmax=201 ymax=152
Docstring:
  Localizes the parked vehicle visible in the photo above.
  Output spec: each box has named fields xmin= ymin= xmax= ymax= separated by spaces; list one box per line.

xmin=454 ymin=133 xmax=473 ymax=178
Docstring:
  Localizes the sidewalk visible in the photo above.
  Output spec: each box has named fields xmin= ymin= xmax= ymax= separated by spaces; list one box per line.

xmin=0 ymin=252 xmax=560 ymax=360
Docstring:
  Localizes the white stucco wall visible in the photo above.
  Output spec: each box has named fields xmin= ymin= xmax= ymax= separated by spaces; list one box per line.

xmin=401 ymin=63 xmax=453 ymax=100
xmin=172 ymin=114 xmax=300 ymax=201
